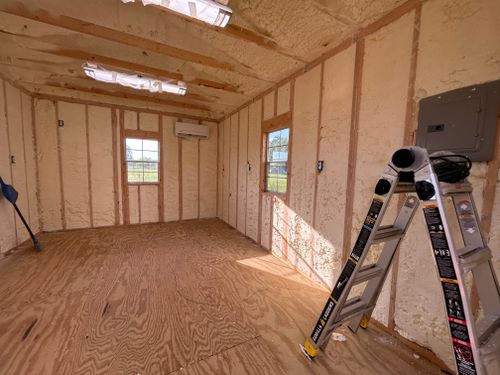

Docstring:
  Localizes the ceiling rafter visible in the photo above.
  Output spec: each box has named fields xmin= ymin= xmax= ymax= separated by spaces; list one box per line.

xmin=144 ymin=3 xmax=307 ymax=63
xmin=38 ymin=48 xmax=241 ymax=93
xmin=0 ymin=28 xmax=242 ymax=94
xmin=32 ymin=91 xmax=215 ymax=122
xmin=0 ymin=1 xmax=245 ymax=73
xmin=36 ymin=81 xmax=212 ymax=111
xmin=0 ymin=59 xmax=219 ymax=104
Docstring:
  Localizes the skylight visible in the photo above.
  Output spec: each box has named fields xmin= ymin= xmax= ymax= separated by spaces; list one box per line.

xmin=122 ymin=0 xmax=232 ymax=28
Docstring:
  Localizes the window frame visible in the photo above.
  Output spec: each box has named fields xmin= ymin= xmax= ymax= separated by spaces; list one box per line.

xmin=124 ymin=135 xmax=161 ymax=185
xmin=263 ymin=126 xmax=290 ymax=195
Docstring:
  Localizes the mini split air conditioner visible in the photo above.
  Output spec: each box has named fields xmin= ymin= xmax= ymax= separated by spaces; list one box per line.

xmin=175 ymin=122 xmax=209 ymax=139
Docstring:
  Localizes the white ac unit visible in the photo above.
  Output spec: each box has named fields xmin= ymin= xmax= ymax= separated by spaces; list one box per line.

xmin=175 ymin=122 xmax=209 ymax=139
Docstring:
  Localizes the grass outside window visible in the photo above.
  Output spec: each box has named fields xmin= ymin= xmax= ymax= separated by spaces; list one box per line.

xmin=126 ymin=138 xmax=159 ymax=183
xmin=265 ymin=128 xmax=289 ymax=194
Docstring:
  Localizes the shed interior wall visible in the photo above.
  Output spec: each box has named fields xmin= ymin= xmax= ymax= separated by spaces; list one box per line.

xmin=217 ymin=0 xmax=500 ymax=367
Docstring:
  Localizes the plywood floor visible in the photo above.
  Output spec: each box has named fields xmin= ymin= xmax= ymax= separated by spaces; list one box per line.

xmin=0 ymin=219 xmax=443 ymax=375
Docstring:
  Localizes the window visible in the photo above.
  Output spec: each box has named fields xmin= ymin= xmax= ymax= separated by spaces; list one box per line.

xmin=265 ymin=128 xmax=289 ymax=194
xmin=125 ymin=138 xmax=159 ymax=183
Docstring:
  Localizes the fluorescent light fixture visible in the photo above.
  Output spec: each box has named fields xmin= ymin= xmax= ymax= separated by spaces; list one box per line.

xmin=82 ymin=63 xmax=187 ymax=95
xmin=122 ymin=0 xmax=232 ymax=28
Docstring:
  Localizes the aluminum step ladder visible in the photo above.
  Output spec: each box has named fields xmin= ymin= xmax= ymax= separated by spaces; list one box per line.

xmin=301 ymin=147 xmax=500 ymax=375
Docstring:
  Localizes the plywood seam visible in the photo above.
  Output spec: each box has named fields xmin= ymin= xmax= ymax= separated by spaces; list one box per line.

xmin=341 ymin=38 xmax=365 ymax=263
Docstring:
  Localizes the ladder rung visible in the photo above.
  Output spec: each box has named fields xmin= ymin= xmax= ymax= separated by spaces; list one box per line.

xmin=394 ymin=182 xmax=416 ymax=193
xmin=439 ymin=181 xmax=473 ymax=195
xmin=373 ymin=226 xmax=404 ymax=243
xmin=478 ymin=315 xmax=500 ymax=346
xmin=480 ymin=323 xmax=500 ymax=367
xmin=457 ymin=246 xmax=491 ymax=270
xmin=353 ymin=264 xmax=383 ymax=285
xmin=338 ymin=297 xmax=372 ymax=323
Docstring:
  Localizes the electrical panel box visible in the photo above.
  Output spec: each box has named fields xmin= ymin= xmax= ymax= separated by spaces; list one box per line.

xmin=416 ymin=79 xmax=500 ymax=161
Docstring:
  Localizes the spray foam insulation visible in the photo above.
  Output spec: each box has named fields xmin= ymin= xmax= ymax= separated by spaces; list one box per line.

xmin=313 ymin=45 xmax=356 ymax=288
xmin=88 ymin=105 xmax=115 ymax=228
xmin=245 ymin=100 xmax=262 ymax=243
xmin=236 ymin=108 xmax=249 ymax=233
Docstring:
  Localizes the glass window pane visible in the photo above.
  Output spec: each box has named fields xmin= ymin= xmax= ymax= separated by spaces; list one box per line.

xmin=127 ymin=149 xmax=143 ymax=161
xmin=143 ymin=151 xmax=159 ymax=162
xmin=127 ymin=162 xmax=143 ymax=182
xmin=126 ymin=138 xmax=142 ymax=150
xmin=143 ymin=140 xmax=159 ymax=151
xmin=265 ymin=129 xmax=289 ymax=193
xmin=268 ymin=130 xmax=280 ymax=146
xmin=143 ymin=162 xmax=159 ymax=182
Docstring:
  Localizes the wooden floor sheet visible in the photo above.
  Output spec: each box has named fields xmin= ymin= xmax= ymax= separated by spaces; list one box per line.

xmin=0 ymin=219 xmax=443 ymax=374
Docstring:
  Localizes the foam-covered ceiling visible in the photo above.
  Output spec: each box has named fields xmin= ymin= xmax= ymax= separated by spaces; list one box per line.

xmin=0 ymin=0 xmax=405 ymax=120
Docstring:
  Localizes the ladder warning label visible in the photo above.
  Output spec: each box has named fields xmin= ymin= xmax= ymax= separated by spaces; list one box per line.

xmin=442 ymin=282 xmax=465 ymax=321
xmin=423 ymin=204 xmax=477 ymax=375
xmin=310 ymin=298 xmax=337 ymax=344
xmin=351 ymin=198 xmax=383 ymax=261
xmin=332 ymin=259 xmax=356 ymax=301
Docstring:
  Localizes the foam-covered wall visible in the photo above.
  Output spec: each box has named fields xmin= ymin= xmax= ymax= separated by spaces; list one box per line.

xmin=217 ymin=0 xmax=500 ymax=367
xmin=0 ymin=80 xmax=39 ymax=254
xmin=31 ymin=98 xmax=217 ymax=234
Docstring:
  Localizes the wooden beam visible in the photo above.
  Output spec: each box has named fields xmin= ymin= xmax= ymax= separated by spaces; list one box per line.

xmin=341 ymin=38 xmax=365 ymax=263
xmin=261 ymin=111 xmax=292 ymax=133
xmin=388 ymin=4 xmax=422 ymax=331
xmin=37 ymin=48 xmax=240 ymax=93
xmin=124 ymin=128 xmax=160 ymax=140
xmin=359 ymin=0 xmax=425 ymax=37
xmin=144 ymin=3 xmax=306 ymax=62
xmin=0 ymin=1 xmax=235 ymax=72
xmin=480 ymin=111 xmax=500 ymax=241
xmin=42 ymin=82 xmax=210 ymax=111
xmin=3 ymin=62 xmax=212 ymax=102
xmin=31 ymin=92 xmax=215 ymax=123
xmin=217 ymin=0 xmax=425 ymax=123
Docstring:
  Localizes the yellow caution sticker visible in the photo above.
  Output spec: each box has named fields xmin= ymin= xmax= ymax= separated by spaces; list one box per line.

xmin=303 ymin=338 xmax=318 ymax=358
xmin=360 ymin=315 xmax=370 ymax=329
